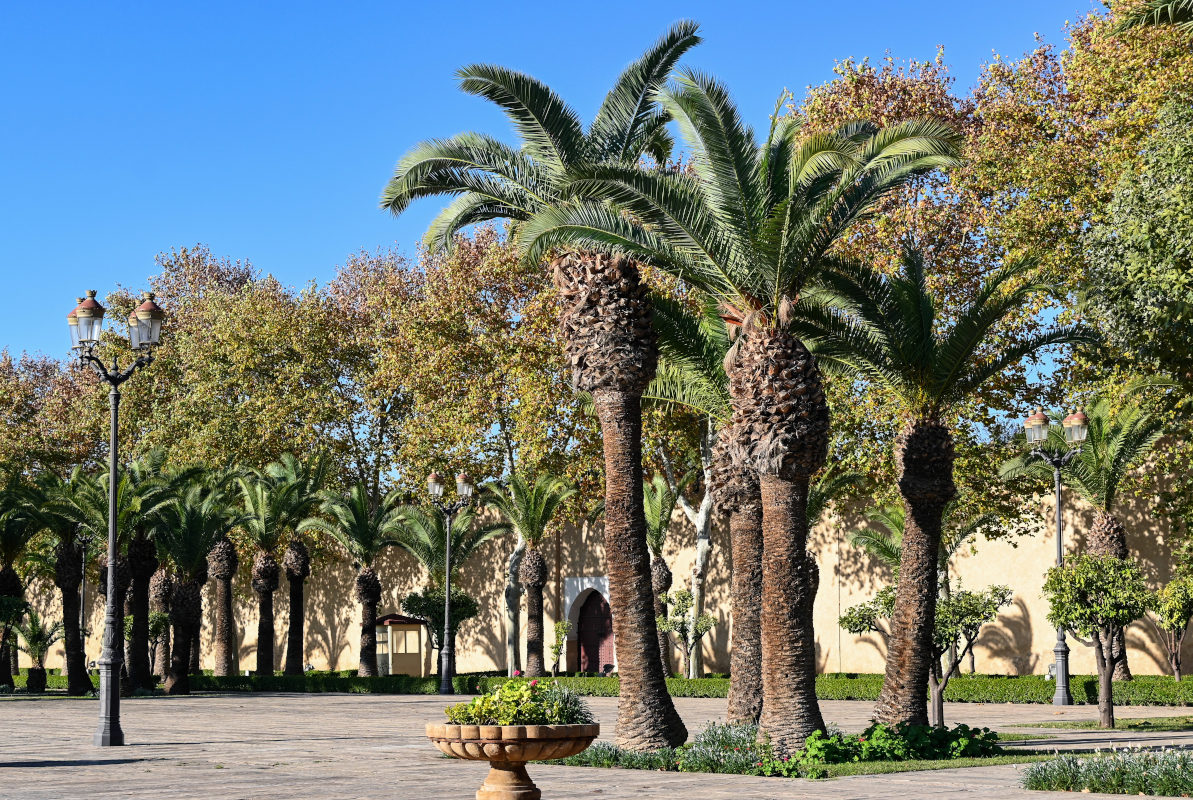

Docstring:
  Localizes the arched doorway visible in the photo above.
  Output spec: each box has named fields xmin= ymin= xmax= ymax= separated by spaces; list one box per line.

xmin=577 ymin=591 xmax=614 ymax=674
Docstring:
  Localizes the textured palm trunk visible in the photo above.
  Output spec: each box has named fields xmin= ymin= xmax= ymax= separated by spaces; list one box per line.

xmin=283 ymin=540 xmax=311 ymax=675
xmin=0 ymin=565 xmax=18 ymax=688
xmin=165 ymin=581 xmax=201 ymax=695
xmin=54 ymin=541 xmax=91 ymax=695
xmin=356 ymin=567 xmax=382 ymax=677
xmin=875 ymin=419 xmax=956 ymax=728
xmin=149 ymin=568 xmax=172 ymax=679
xmin=650 ymin=558 xmax=673 ymax=677
xmin=553 ymin=251 xmax=684 ymax=751
xmin=252 ymin=550 xmax=279 ymax=675
xmin=1089 ymin=511 xmax=1133 ymax=681
xmin=520 ymin=546 xmax=548 ymax=678
xmin=726 ymin=328 xmax=829 ymax=754
xmin=127 ymin=535 xmax=157 ymax=691
xmin=594 ymin=391 xmax=688 ymax=749
xmin=727 ymin=503 xmax=763 ymax=724
xmin=757 ymin=475 xmax=824 ymax=752
xmin=189 ymin=620 xmax=202 ymax=675
xmin=208 ymin=539 xmax=238 ymax=677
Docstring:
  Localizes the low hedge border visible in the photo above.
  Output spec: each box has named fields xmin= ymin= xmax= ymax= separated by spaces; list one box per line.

xmin=9 ymin=672 xmax=1193 ymax=706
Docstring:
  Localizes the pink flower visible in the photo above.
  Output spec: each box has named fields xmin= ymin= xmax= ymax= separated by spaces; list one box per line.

xmin=529 ymin=679 xmax=538 ymax=687
xmin=513 ymin=670 xmax=522 ymax=677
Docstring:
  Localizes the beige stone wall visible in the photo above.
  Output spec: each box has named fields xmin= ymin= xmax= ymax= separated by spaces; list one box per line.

xmin=20 ymin=487 xmax=1185 ymax=678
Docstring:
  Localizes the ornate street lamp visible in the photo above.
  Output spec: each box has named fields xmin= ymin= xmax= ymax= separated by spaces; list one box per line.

xmin=1022 ymin=406 xmax=1088 ymax=706
xmin=69 ymin=290 xmax=164 ymax=746
xmin=426 ymin=471 xmax=475 ymax=695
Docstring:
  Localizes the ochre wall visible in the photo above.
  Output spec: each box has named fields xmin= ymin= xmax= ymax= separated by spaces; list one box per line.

xmin=20 ymin=487 xmax=1184 ymax=678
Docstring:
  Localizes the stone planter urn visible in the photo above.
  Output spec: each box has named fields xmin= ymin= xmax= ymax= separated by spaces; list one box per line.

xmin=426 ymin=722 xmax=599 ymax=800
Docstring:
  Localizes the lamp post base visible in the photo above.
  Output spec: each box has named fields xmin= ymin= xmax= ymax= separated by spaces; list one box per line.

xmin=1053 ymin=632 xmax=1073 ymax=706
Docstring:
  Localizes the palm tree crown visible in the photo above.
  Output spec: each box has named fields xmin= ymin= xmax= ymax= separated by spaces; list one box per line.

xmin=157 ymin=483 xmax=247 ymax=581
xmin=380 ymin=21 xmax=701 ymax=251
xmin=299 ymin=483 xmax=405 ymax=568
xmin=392 ymin=505 xmax=510 ymax=587
xmin=481 ymin=474 xmax=575 ymax=550
xmin=1116 ymin=0 xmax=1193 ymax=35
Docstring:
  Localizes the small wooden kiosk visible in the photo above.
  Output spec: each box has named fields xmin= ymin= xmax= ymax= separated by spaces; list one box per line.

xmin=374 ymin=613 xmax=432 ymax=677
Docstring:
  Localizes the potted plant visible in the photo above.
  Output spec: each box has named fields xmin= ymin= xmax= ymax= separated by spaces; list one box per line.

xmin=426 ymin=679 xmax=598 ymax=800
xmin=16 ymin=609 xmax=62 ymax=694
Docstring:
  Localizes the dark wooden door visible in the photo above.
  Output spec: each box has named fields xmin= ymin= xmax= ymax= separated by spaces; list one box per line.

xmin=577 ymin=591 xmax=615 ymax=674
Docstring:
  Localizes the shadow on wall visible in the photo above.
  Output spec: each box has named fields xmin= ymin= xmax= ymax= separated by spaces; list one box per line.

xmin=981 ymin=596 xmax=1036 ymax=674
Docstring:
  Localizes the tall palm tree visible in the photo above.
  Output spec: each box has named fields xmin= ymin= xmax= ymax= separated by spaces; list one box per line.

xmin=237 ymin=455 xmax=324 ymax=676
xmin=156 ymin=482 xmax=246 ymax=694
xmin=0 ymin=481 xmax=37 ymax=689
xmin=393 ymin=504 xmax=510 ymax=677
xmin=1001 ymin=397 xmax=1165 ymax=679
xmin=790 ymin=246 xmax=1092 ymax=726
xmin=483 ymin=474 xmax=575 ymax=677
xmin=25 ymin=470 xmax=94 ymax=695
xmin=299 ymin=484 xmax=404 ymax=677
xmin=520 ymin=74 xmax=960 ymax=749
xmin=380 ymin=21 xmax=700 ymax=750
xmin=266 ymin=453 xmax=330 ymax=676
xmin=1116 ymin=0 xmax=1193 ymax=35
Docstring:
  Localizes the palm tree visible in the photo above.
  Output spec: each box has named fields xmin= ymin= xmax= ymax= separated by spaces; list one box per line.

xmin=25 ymin=470 xmax=94 ymax=695
xmin=14 ymin=607 xmax=62 ymax=693
xmin=0 ymin=482 xmax=37 ymax=689
xmin=393 ymin=504 xmax=509 ymax=677
xmin=1116 ymin=0 xmax=1193 ymax=35
xmin=265 ymin=454 xmax=330 ymax=675
xmin=519 ymin=72 xmax=960 ymax=749
xmin=642 ymin=472 xmax=687 ymax=677
xmin=207 ymin=534 xmax=238 ymax=676
xmin=483 ymin=474 xmax=575 ymax=677
xmin=380 ymin=22 xmax=700 ymax=750
xmin=298 ymin=484 xmax=403 ymax=676
xmin=789 ymin=246 xmax=1092 ymax=726
xmin=156 ymin=482 xmax=245 ymax=694
xmin=237 ymin=455 xmax=325 ymax=676
xmin=1001 ymin=397 xmax=1165 ymax=680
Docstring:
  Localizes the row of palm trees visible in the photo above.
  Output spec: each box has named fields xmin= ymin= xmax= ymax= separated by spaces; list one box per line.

xmin=380 ymin=21 xmax=1094 ymax=753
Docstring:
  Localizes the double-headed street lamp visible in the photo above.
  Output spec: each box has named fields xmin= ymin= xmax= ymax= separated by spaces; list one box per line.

xmin=69 ymin=290 xmax=164 ymax=746
xmin=426 ymin=471 xmax=475 ymax=695
xmin=1022 ymin=407 xmax=1088 ymax=707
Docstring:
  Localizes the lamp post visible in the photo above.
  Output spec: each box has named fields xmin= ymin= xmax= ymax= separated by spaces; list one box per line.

xmin=70 ymin=290 xmax=164 ymax=746
xmin=427 ymin=471 xmax=475 ymax=695
xmin=1022 ymin=407 xmax=1088 ymax=707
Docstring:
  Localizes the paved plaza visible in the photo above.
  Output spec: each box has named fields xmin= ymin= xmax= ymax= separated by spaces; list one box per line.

xmin=3 ymin=693 xmax=1192 ymax=799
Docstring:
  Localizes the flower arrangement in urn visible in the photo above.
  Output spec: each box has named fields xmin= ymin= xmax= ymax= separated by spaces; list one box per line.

xmin=427 ymin=680 xmax=599 ymax=800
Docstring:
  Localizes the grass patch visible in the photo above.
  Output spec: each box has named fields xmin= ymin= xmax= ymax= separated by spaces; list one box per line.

xmin=992 ymin=732 xmax=1056 ymax=742
xmin=1019 ymin=715 xmax=1193 ymax=732
xmin=817 ymin=753 xmax=1055 ymax=777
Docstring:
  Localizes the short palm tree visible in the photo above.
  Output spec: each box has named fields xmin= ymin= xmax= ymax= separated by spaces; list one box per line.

xmin=299 ymin=483 xmax=404 ymax=677
xmin=393 ymin=504 xmax=510 ymax=676
xmin=266 ymin=453 xmax=330 ymax=675
xmin=483 ymin=474 xmax=575 ymax=677
xmin=791 ymin=245 xmax=1093 ymax=726
xmin=380 ymin=22 xmax=700 ymax=750
xmin=14 ymin=607 xmax=62 ymax=693
xmin=237 ymin=455 xmax=325 ymax=675
xmin=520 ymin=70 xmax=961 ymax=749
xmin=1116 ymin=0 xmax=1193 ymax=36
xmin=643 ymin=471 xmax=689 ymax=677
xmin=156 ymin=482 xmax=246 ymax=694
xmin=1001 ymin=397 xmax=1165 ymax=679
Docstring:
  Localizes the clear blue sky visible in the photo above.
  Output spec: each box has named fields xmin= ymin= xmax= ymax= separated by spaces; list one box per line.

xmin=1 ymin=0 xmax=1100 ymax=357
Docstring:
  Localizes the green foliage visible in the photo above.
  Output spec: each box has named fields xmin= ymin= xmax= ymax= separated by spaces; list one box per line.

xmin=550 ymin=620 xmax=570 ymax=672
xmin=1083 ymin=100 xmax=1193 ymax=382
xmin=14 ymin=608 xmax=62 ymax=668
xmin=0 ymin=596 xmax=27 ymax=627
xmin=1043 ymin=554 xmax=1152 ymax=638
xmin=299 ymin=482 xmax=404 ymax=568
xmin=1023 ymin=749 xmax=1193 ymax=796
xmin=392 ymin=505 xmax=509 ymax=588
xmin=642 ymin=472 xmax=690 ymax=557
xmin=401 ymin=586 xmax=479 ymax=650
xmin=656 ymin=588 xmax=717 ymax=669
xmin=237 ymin=453 xmax=326 ymax=554
xmin=158 ymin=482 xmax=247 ymax=581
xmin=1155 ymin=576 xmax=1193 ymax=634
xmin=481 ymin=473 xmax=574 ymax=551
xmin=443 ymin=679 xmax=594 ymax=725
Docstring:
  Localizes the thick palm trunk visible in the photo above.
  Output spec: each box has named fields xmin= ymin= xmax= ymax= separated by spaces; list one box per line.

xmin=127 ymin=535 xmax=157 ymax=691
xmin=208 ymin=539 xmax=238 ymax=677
xmin=165 ymin=581 xmax=201 ymax=695
xmin=593 ymin=391 xmax=687 ymax=749
xmin=757 ymin=475 xmax=824 ymax=752
xmin=650 ymin=558 xmax=673 ymax=677
xmin=875 ymin=419 xmax=956 ymax=727
xmin=189 ymin=617 xmax=202 ymax=675
xmin=0 ymin=565 xmax=17 ymax=688
xmin=727 ymin=503 xmax=763 ymax=724
xmin=553 ymin=251 xmax=684 ymax=751
xmin=54 ymin=541 xmax=91 ymax=695
xmin=521 ymin=546 xmax=548 ymax=677
xmin=252 ymin=551 xmax=279 ymax=675
xmin=149 ymin=568 xmax=172 ymax=679
xmin=283 ymin=540 xmax=311 ymax=675
xmin=356 ymin=567 xmax=382 ymax=677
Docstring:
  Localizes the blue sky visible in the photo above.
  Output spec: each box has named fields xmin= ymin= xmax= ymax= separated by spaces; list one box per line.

xmin=0 ymin=0 xmax=1102 ymax=357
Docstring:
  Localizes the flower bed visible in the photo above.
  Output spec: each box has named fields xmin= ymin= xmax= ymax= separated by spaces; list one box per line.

xmin=1022 ymin=749 xmax=1193 ymax=795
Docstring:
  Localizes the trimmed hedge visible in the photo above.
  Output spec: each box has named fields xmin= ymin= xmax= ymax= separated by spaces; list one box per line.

xmin=10 ymin=671 xmax=1193 ymax=706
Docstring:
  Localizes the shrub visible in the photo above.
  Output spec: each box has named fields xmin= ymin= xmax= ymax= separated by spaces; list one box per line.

xmin=444 ymin=680 xmax=594 ymax=726
xmin=1022 ymin=750 xmax=1193 ymax=796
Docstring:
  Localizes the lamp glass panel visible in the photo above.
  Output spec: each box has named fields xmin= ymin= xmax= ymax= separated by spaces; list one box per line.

xmin=128 ymin=316 xmax=142 ymax=350
xmin=69 ymin=322 xmax=81 ymax=349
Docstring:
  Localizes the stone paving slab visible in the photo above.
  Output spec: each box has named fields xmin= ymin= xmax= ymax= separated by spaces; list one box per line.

xmin=1 ymin=693 xmax=1184 ymax=800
